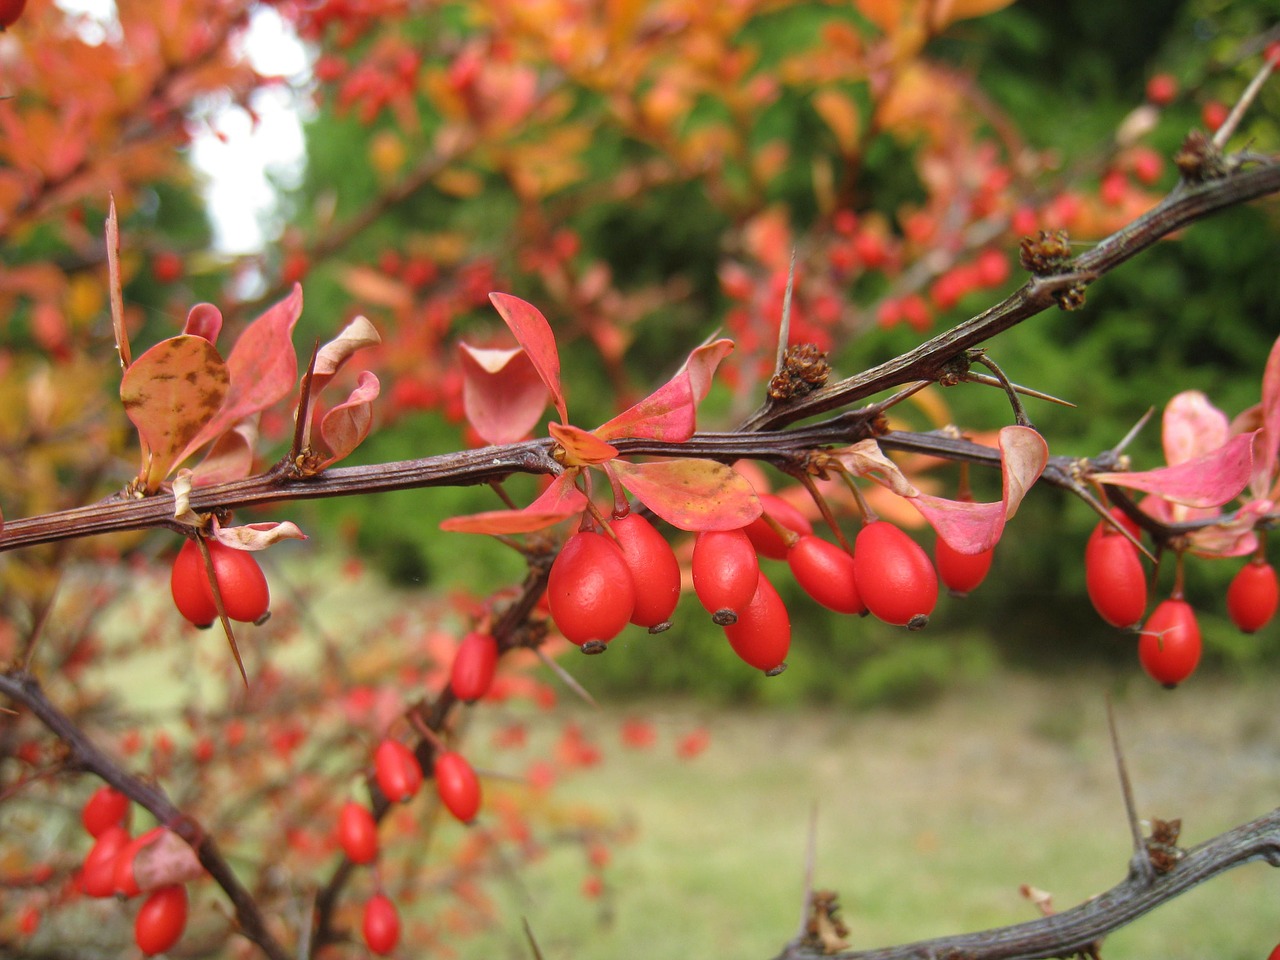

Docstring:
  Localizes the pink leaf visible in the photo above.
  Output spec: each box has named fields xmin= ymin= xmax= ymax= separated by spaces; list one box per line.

xmin=1162 ymin=390 xmax=1228 ymax=466
xmin=121 ymin=335 xmax=229 ymax=492
xmin=611 ymin=459 xmax=762 ymax=531
xmin=318 ymin=371 xmax=380 ymax=467
xmin=489 ymin=293 xmax=567 ymax=424
xmin=440 ymin=473 xmax=586 ymax=535
xmin=132 ymin=830 xmax=205 ymax=893
xmin=212 ymin=519 xmax=308 ymax=550
xmin=909 ymin=425 xmax=1049 ymax=553
xmin=830 ymin=439 xmax=918 ymax=496
xmin=191 ymin=420 xmax=257 ymax=486
xmin=312 ymin=315 xmax=381 ymax=391
xmin=593 ymin=339 xmax=734 ymax=443
xmin=549 ymin=422 xmax=618 ymax=466
xmin=182 ymin=303 xmax=223 ymax=344
xmin=458 ymin=343 xmax=549 ymax=445
xmin=1093 ymin=431 xmax=1257 ymax=508
xmin=1253 ymin=331 xmax=1280 ymax=496
xmin=182 ymin=285 xmax=303 ymax=460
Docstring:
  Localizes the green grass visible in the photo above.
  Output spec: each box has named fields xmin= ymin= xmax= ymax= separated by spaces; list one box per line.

xmin=459 ymin=672 xmax=1278 ymax=960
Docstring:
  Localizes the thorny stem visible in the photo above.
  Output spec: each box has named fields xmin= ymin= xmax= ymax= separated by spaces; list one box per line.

xmin=0 ymin=670 xmax=292 ymax=960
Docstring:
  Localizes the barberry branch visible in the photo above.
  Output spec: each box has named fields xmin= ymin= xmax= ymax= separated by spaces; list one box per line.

xmin=0 ymin=670 xmax=291 ymax=960
xmin=778 ymin=804 xmax=1280 ymax=960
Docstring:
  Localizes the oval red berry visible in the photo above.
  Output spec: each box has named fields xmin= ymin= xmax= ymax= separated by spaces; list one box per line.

xmin=609 ymin=513 xmax=681 ymax=628
xmin=434 ymin=750 xmax=482 ymax=823
xmin=450 ymin=631 xmax=499 ymax=702
xmin=547 ymin=531 xmax=636 ymax=645
xmin=1085 ymin=520 xmax=1147 ymax=629
xmin=787 ymin=535 xmax=864 ymax=614
xmin=82 ymin=786 xmax=131 ymax=838
xmin=1138 ymin=598 xmax=1201 ymax=688
xmin=134 ymin=884 xmax=188 ymax=957
xmin=363 ymin=892 xmax=401 ymax=955
xmin=935 ymin=537 xmax=995 ymax=596
xmin=1226 ymin=559 xmax=1278 ymax=633
xmin=723 ymin=572 xmax=791 ymax=673
xmin=692 ymin=528 xmax=760 ymax=622
xmin=853 ymin=522 xmax=937 ymax=627
xmin=374 ymin=739 xmax=422 ymax=803
xmin=744 ymin=493 xmax=813 ymax=560
xmin=337 ymin=801 xmax=379 ymax=864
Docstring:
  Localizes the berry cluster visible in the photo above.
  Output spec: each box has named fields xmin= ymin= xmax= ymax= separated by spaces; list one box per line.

xmin=1084 ymin=509 xmax=1278 ymax=688
xmin=334 ymin=738 xmax=484 ymax=954
xmin=545 ymin=494 xmax=991 ymax=674
xmin=77 ymin=787 xmax=190 ymax=956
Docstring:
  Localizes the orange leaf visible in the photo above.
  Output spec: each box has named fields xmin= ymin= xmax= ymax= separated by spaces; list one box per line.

xmin=121 ymin=335 xmax=229 ymax=492
xmin=489 ymin=293 xmax=568 ymax=424
xmin=611 ymin=459 xmax=761 ymax=531
xmin=440 ymin=473 xmax=586 ymax=535
xmin=550 ymin=422 xmax=619 ymax=466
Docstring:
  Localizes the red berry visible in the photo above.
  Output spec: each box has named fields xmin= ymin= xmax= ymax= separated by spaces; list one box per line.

xmin=450 ymin=631 xmax=499 ymax=702
xmin=743 ymin=493 xmax=814 ymax=560
xmin=16 ymin=904 xmax=38 ymax=936
xmin=1138 ymin=598 xmax=1201 ymax=688
xmin=1085 ymin=520 xmax=1147 ymax=629
xmin=151 ymin=251 xmax=183 ymax=284
xmin=692 ymin=528 xmax=760 ymax=624
xmin=723 ymin=572 xmax=791 ymax=673
xmin=363 ymin=893 xmax=401 ymax=956
xmin=134 ymin=884 xmax=188 ymax=956
xmin=81 ymin=825 xmax=130 ymax=898
xmin=1226 ymin=558 xmax=1278 ymax=633
xmin=337 ymin=801 xmax=379 ymax=864
xmin=434 ymin=750 xmax=482 ymax=823
xmin=0 ymin=0 xmax=26 ymax=30
xmin=787 ymin=535 xmax=865 ymax=614
xmin=374 ymin=739 xmax=422 ymax=803
xmin=170 ymin=539 xmax=270 ymax=626
xmin=1145 ymin=72 xmax=1178 ymax=106
xmin=82 ymin=786 xmax=130 ymax=838
xmin=1268 ymin=943 xmax=1280 ymax=960
xmin=1201 ymin=100 xmax=1228 ymax=132
xmin=113 ymin=826 xmax=164 ymax=898
xmin=171 ymin=540 xmax=218 ymax=627
xmin=547 ymin=531 xmax=636 ymax=646
xmin=609 ymin=513 xmax=681 ymax=629
xmin=1267 ymin=42 xmax=1280 ymax=68
xmin=935 ymin=537 xmax=995 ymax=596
xmin=853 ymin=521 xmax=937 ymax=628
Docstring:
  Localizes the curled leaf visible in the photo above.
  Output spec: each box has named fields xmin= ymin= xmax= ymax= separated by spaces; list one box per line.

xmin=121 ymin=335 xmax=229 ymax=492
xmin=593 ymin=339 xmax=733 ymax=443
xmin=440 ymin=473 xmax=587 ymax=535
xmin=908 ymin=425 xmax=1049 ymax=554
xmin=610 ymin=459 xmax=762 ymax=531
xmin=318 ymin=371 xmax=380 ymax=467
xmin=313 ymin=314 xmax=381 ymax=388
xmin=211 ymin=519 xmax=308 ymax=550
xmin=830 ymin=439 xmax=918 ymax=496
xmin=489 ymin=293 xmax=568 ymax=424
xmin=1093 ymin=431 xmax=1257 ymax=509
xmin=459 ymin=343 xmax=549 ymax=445
xmin=132 ymin=830 xmax=204 ymax=893
xmin=1162 ymin=390 xmax=1228 ymax=466
xmin=191 ymin=419 xmax=258 ymax=486
xmin=549 ymin=422 xmax=618 ymax=466
xmin=182 ymin=303 xmax=223 ymax=344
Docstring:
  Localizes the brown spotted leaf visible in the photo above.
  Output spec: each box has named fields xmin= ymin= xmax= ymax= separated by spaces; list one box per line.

xmin=121 ymin=335 xmax=229 ymax=492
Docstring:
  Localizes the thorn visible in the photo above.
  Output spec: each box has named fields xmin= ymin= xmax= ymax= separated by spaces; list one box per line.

xmin=969 ymin=352 xmax=1035 ymax=428
xmin=959 ymin=372 xmax=1076 ymax=408
xmin=522 ymin=917 xmax=546 ymax=960
xmin=1107 ymin=695 xmax=1155 ymax=885
xmin=534 ymin=647 xmax=599 ymax=709
xmin=1073 ymin=483 xmax=1156 ymax=562
xmin=291 ymin=338 xmax=322 ymax=463
xmin=197 ymin=536 xmax=248 ymax=687
xmin=774 ymin=249 xmax=797 ymax=379
xmin=795 ymin=801 xmax=819 ymax=942
xmin=1109 ymin=407 xmax=1155 ymax=457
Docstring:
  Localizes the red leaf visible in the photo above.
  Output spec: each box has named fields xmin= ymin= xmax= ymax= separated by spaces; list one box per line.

xmin=593 ymin=339 xmax=733 ymax=443
xmin=1162 ymin=390 xmax=1228 ymax=467
xmin=549 ymin=422 xmax=618 ymax=466
xmin=458 ymin=343 xmax=549 ymax=445
xmin=318 ymin=371 xmax=380 ymax=467
xmin=1252 ymin=331 xmax=1280 ymax=498
xmin=489 ymin=293 xmax=567 ymax=424
xmin=121 ymin=335 xmax=229 ymax=492
xmin=182 ymin=303 xmax=223 ymax=344
xmin=1093 ymin=431 xmax=1256 ymax=509
xmin=182 ymin=285 xmax=303 ymax=460
xmin=910 ymin=425 xmax=1048 ymax=553
xmin=191 ymin=420 xmax=256 ymax=486
xmin=440 ymin=473 xmax=587 ymax=535
xmin=611 ymin=459 xmax=762 ymax=531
